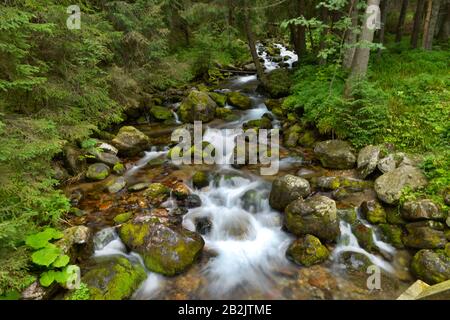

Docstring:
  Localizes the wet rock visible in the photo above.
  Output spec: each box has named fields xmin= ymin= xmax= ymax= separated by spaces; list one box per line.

xmin=128 ymin=182 xmax=150 ymax=192
xmin=315 ymin=176 xmax=372 ymax=191
xmin=172 ymin=182 xmax=190 ymax=200
xmin=97 ymin=141 xmax=118 ymax=155
xmin=112 ymin=162 xmax=125 ymax=175
xmin=227 ymin=91 xmax=252 ymax=110
xmin=284 ymin=195 xmax=340 ymax=242
xmin=243 ymin=118 xmax=273 ymax=131
xmin=337 ymin=208 xmax=358 ymax=224
xmin=149 ymin=106 xmax=173 ymax=122
xmin=402 ymin=199 xmax=445 ymax=221
xmin=93 ymin=151 xmax=121 ymax=167
xmin=259 ymin=69 xmax=292 ymax=98
xmin=119 ymin=217 xmax=204 ymax=276
xmin=69 ymin=189 xmax=83 ymax=206
xmin=264 ymin=98 xmax=283 ymax=111
xmin=143 ymin=183 xmax=171 ymax=206
xmin=378 ymin=152 xmax=416 ymax=174
xmin=411 ymin=249 xmax=450 ymax=284
xmin=112 ymin=126 xmax=151 ymax=156
xmin=338 ymin=252 xmax=373 ymax=272
xmin=21 ymin=281 xmax=58 ymax=300
xmin=178 ymin=90 xmax=217 ymax=123
xmin=286 ymin=235 xmax=330 ymax=267
xmin=82 ymin=256 xmax=147 ymax=300
xmin=298 ymin=130 xmax=318 ymax=148
xmin=215 ymin=108 xmax=238 ymax=121
xmin=351 ymin=222 xmax=377 ymax=252
xmin=374 ymin=165 xmax=428 ymax=204
xmin=314 ymin=140 xmax=356 ymax=169
xmin=192 ymin=171 xmax=210 ymax=189
xmin=185 ymin=194 xmax=202 ymax=208
xmin=357 ymin=145 xmax=380 ymax=178
xmin=209 ymin=92 xmax=227 ymax=107
xmin=86 ymin=163 xmax=110 ymax=181
xmin=360 ymin=200 xmax=387 ymax=224
xmin=114 ymin=212 xmax=133 ymax=225
xmin=55 ymin=226 xmax=93 ymax=263
xmin=195 ymin=217 xmax=212 ymax=235
xmin=269 ymin=174 xmax=311 ymax=211
xmin=106 ymin=176 xmax=126 ymax=194
xmin=283 ymin=124 xmax=302 ymax=148
xmin=63 ymin=144 xmax=86 ymax=175
xmin=241 ymin=189 xmax=267 ymax=213
xmin=170 ymin=207 xmax=188 ymax=217
xmin=244 ymin=63 xmax=256 ymax=71
xmin=379 ymin=224 xmax=404 ymax=249
xmin=386 ymin=207 xmax=407 ymax=225
xmin=403 ymin=221 xmax=447 ymax=249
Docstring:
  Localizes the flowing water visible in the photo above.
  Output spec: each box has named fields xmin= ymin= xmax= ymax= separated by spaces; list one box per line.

xmin=71 ymin=44 xmax=412 ymax=300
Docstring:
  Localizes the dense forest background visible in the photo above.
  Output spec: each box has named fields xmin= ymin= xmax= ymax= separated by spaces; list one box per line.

xmin=0 ymin=0 xmax=449 ymax=297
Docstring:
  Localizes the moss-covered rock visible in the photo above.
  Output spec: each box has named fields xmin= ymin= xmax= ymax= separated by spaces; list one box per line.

xmin=265 ymin=98 xmax=283 ymax=111
xmin=192 ymin=171 xmax=210 ymax=189
xmin=386 ymin=207 xmax=407 ymax=225
xmin=112 ymin=126 xmax=151 ymax=156
xmin=243 ymin=118 xmax=273 ymax=131
xmin=338 ymin=252 xmax=373 ymax=272
xmin=143 ymin=183 xmax=171 ymax=206
xmin=403 ymin=221 xmax=447 ymax=249
xmin=411 ymin=249 xmax=450 ymax=284
xmin=351 ymin=222 xmax=377 ymax=252
xmin=82 ymin=256 xmax=146 ymax=300
xmin=119 ymin=218 xmax=204 ymax=276
xmin=86 ymin=163 xmax=110 ymax=181
xmin=114 ymin=212 xmax=133 ymax=224
xmin=360 ymin=200 xmax=387 ymax=224
xmin=260 ymin=69 xmax=292 ymax=98
xmin=106 ymin=176 xmax=126 ymax=194
xmin=286 ymin=235 xmax=330 ymax=267
xmin=128 ymin=182 xmax=150 ymax=192
xmin=112 ymin=162 xmax=125 ymax=175
xmin=178 ymin=90 xmax=217 ymax=123
xmin=149 ymin=106 xmax=173 ymax=122
xmin=227 ymin=91 xmax=252 ymax=110
xmin=298 ymin=130 xmax=317 ymax=148
xmin=285 ymin=195 xmax=340 ymax=242
xmin=209 ymin=92 xmax=227 ymax=107
xmin=315 ymin=176 xmax=372 ymax=191
xmin=378 ymin=224 xmax=404 ymax=248
xmin=314 ymin=140 xmax=356 ymax=169
xmin=337 ymin=208 xmax=358 ymax=224
xmin=283 ymin=124 xmax=302 ymax=148
xmin=269 ymin=174 xmax=311 ymax=211
xmin=172 ymin=182 xmax=190 ymax=200
xmin=402 ymin=199 xmax=445 ymax=221
xmin=357 ymin=145 xmax=381 ymax=179
xmin=215 ymin=108 xmax=238 ymax=121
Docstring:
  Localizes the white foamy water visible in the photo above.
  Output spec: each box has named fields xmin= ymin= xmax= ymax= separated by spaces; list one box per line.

xmin=124 ymin=148 xmax=167 ymax=177
xmin=256 ymin=43 xmax=298 ymax=72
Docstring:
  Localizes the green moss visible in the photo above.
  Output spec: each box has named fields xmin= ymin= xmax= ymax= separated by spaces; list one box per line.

xmin=150 ymin=106 xmax=173 ymax=121
xmin=119 ymin=222 xmax=151 ymax=247
xmin=337 ymin=208 xmax=357 ymax=224
xmin=352 ymin=222 xmax=377 ymax=252
xmin=192 ymin=171 xmax=209 ymax=189
xmin=298 ymin=130 xmax=316 ymax=147
xmin=361 ymin=200 xmax=387 ymax=224
xmin=286 ymin=234 xmax=330 ymax=267
xmin=209 ymin=92 xmax=227 ymax=107
xmin=227 ymin=92 xmax=252 ymax=110
xmin=378 ymin=224 xmax=404 ymax=248
xmin=143 ymin=183 xmax=170 ymax=205
xmin=114 ymin=212 xmax=133 ymax=225
xmin=65 ymin=282 xmax=90 ymax=300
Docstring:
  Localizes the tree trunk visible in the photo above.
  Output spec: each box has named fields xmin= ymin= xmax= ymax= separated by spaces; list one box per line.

xmin=227 ymin=0 xmax=235 ymax=27
xmin=345 ymin=0 xmax=381 ymax=96
xmin=423 ymin=0 xmax=442 ymax=49
xmin=296 ymin=0 xmax=307 ymax=58
xmin=243 ymin=5 xmax=265 ymax=83
xmin=377 ymin=0 xmax=389 ymax=58
xmin=437 ymin=0 xmax=450 ymax=41
xmin=395 ymin=0 xmax=409 ymax=42
xmin=319 ymin=6 xmax=329 ymax=65
xmin=411 ymin=0 xmax=426 ymax=48
xmin=343 ymin=0 xmax=359 ymax=69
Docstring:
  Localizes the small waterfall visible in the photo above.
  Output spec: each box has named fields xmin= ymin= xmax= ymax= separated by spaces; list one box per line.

xmin=124 ymin=148 xmax=167 ymax=177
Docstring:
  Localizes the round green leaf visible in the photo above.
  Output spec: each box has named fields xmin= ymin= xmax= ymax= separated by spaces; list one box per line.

xmin=52 ymin=254 xmax=70 ymax=268
xmin=31 ymin=245 xmax=61 ymax=267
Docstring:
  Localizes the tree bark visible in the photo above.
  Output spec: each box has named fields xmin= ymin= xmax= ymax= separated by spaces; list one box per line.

xmin=343 ymin=0 xmax=359 ymax=69
xmin=243 ymin=4 xmax=265 ymax=83
xmin=345 ymin=0 xmax=381 ymax=96
xmin=423 ymin=0 xmax=442 ymax=49
xmin=296 ymin=0 xmax=307 ymax=58
xmin=319 ymin=6 xmax=329 ymax=65
xmin=395 ymin=0 xmax=409 ymax=42
xmin=411 ymin=0 xmax=426 ymax=48
xmin=377 ymin=0 xmax=389 ymax=58
xmin=437 ymin=0 xmax=450 ymax=41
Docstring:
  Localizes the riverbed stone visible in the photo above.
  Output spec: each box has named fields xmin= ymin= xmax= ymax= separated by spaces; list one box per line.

xmin=269 ymin=174 xmax=311 ymax=211
xmin=286 ymin=235 xmax=330 ymax=267
xmin=178 ymin=90 xmax=217 ymax=123
xmin=106 ymin=176 xmax=126 ymax=194
xmin=86 ymin=163 xmax=110 ymax=181
xmin=119 ymin=217 xmax=204 ymax=276
xmin=283 ymin=124 xmax=302 ymax=148
xmin=351 ymin=222 xmax=377 ymax=252
xmin=184 ymin=194 xmax=202 ymax=208
xmin=379 ymin=224 xmax=404 ymax=248
xmin=208 ymin=92 xmax=227 ymax=107
xmin=411 ymin=249 xmax=450 ymax=284
xmin=149 ymin=106 xmax=173 ymax=122
xmin=128 ymin=182 xmax=150 ymax=192
xmin=243 ymin=118 xmax=273 ymax=131
xmin=314 ymin=140 xmax=356 ymax=169
xmin=403 ymin=221 xmax=447 ymax=249
xmin=81 ymin=256 xmax=146 ymax=300
xmin=374 ymin=165 xmax=428 ymax=204
xmin=192 ymin=171 xmax=210 ymax=189
xmin=360 ymin=200 xmax=387 ymax=224
xmin=402 ymin=199 xmax=445 ymax=221
xmin=112 ymin=126 xmax=151 ymax=156
xmin=143 ymin=183 xmax=171 ymax=206
xmin=284 ymin=195 xmax=340 ymax=242
xmin=227 ymin=91 xmax=252 ymax=110
xmin=357 ymin=145 xmax=380 ymax=178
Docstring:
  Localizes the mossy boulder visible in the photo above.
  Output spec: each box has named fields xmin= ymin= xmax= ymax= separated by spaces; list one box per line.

xmin=209 ymin=92 xmax=227 ymax=107
xmin=286 ymin=235 xmax=330 ymax=267
xmin=112 ymin=126 xmax=151 ymax=156
xmin=298 ymin=130 xmax=318 ymax=148
xmin=403 ymin=221 xmax=447 ymax=249
xmin=315 ymin=176 xmax=372 ymax=191
xmin=143 ymin=183 xmax=171 ymax=206
xmin=379 ymin=224 xmax=404 ymax=248
xmin=192 ymin=171 xmax=210 ymax=189
xmin=82 ymin=256 xmax=146 ymax=300
xmin=88 ymin=150 xmax=120 ymax=167
xmin=360 ymin=200 xmax=387 ymax=224
xmin=241 ymin=189 xmax=267 ymax=213
xmin=386 ymin=207 xmax=407 ymax=225
xmin=86 ymin=163 xmax=110 ymax=181
xmin=402 ymin=199 xmax=445 ymax=221
xmin=215 ymin=108 xmax=238 ymax=121
xmin=260 ymin=69 xmax=292 ymax=98
xmin=283 ymin=124 xmax=302 ymax=148
xmin=351 ymin=222 xmax=377 ymax=252
xmin=374 ymin=165 xmax=428 ymax=204
xmin=269 ymin=174 xmax=311 ymax=211
xmin=285 ymin=195 xmax=340 ymax=242
xmin=106 ymin=176 xmax=126 ymax=194
xmin=243 ymin=118 xmax=273 ymax=131
xmin=337 ymin=208 xmax=358 ymax=224
xmin=149 ymin=106 xmax=173 ymax=122
xmin=227 ymin=92 xmax=252 ymax=110
xmin=314 ymin=140 xmax=356 ymax=169
xmin=411 ymin=249 xmax=450 ymax=284
xmin=114 ymin=212 xmax=133 ymax=225
xmin=112 ymin=162 xmax=125 ymax=175
xmin=119 ymin=218 xmax=204 ymax=276
xmin=178 ymin=90 xmax=217 ymax=123
xmin=357 ymin=145 xmax=381 ymax=179
xmin=338 ymin=252 xmax=373 ymax=272
xmin=265 ymin=98 xmax=283 ymax=111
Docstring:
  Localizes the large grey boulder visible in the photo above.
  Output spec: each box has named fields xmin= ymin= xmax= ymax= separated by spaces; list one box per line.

xmin=178 ymin=90 xmax=217 ymax=123
xmin=269 ymin=174 xmax=311 ymax=211
xmin=357 ymin=145 xmax=380 ymax=178
xmin=314 ymin=140 xmax=356 ymax=169
xmin=112 ymin=126 xmax=151 ymax=156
